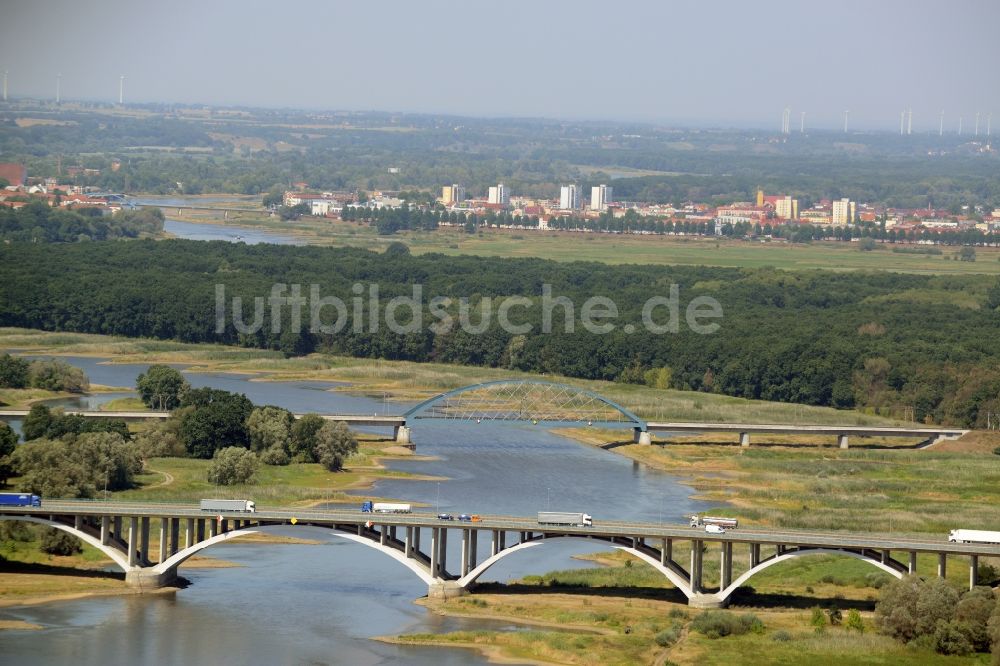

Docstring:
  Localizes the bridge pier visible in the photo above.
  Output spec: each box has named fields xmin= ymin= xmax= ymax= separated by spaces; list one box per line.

xmin=125 ymin=567 xmax=177 ymax=589
xmin=908 ymin=551 xmax=917 ymax=574
xmin=750 ymin=543 xmax=760 ymax=567
xmin=169 ymin=518 xmax=179 ymax=555
xmin=739 ymin=432 xmax=750 ymax=447
xmin=159 ymin=519 xmax=168 ymax=563
xmin=690 ymin=540 xmax=703 ymax=593
xmin=689 ymin=594 xmax=726 ymax=609
xmin=393 ymin=425 xmax=412 ymax=446
xmin=101 ymin=516 xmax=110 ymax=545
xmin=937 ymin=553 xmax=947 ymax=579
xmin=127 ymin=517 xmax=138 ymax=566
xmin=632 ymin=428 xmax=652 ymax=445
xmin=139 ymin=517 xmax=150 ymax=565
xmin=720 ymin=542 xmax=733 ymax=590
xmin=970 ymin=555 xmax=978 ymax=590
xmin=838 ymin=434 xmax=849 ymax=449
xmin=427 ymin=580 xmax=467 ymax=599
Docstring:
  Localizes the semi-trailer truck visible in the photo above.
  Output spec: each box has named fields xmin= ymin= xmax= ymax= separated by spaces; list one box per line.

xmin=362 ymin=501 xmax=412 ymax=513
xmin=690 ymin=515 xmax=738 ymax=529
xmin=948 ymin=529 xmax=1000 ymax=544
xmin=199 ymin=499 xmax=255 ymax=513
xmin=0 ymin=493 xmax=41 ymax=507
xmin=537 ymin=511 xmax=593 ymax=527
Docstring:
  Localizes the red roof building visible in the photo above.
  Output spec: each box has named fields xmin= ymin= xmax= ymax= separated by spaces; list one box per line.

xmin=0 ymin=163 xmax=27 ymax=186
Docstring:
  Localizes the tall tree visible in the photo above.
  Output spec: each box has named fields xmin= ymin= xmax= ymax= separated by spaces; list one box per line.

xmin=136 ymin=364 xmax=190 ymax=410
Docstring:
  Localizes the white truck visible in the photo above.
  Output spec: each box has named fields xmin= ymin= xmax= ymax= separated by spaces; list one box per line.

xmin=200 ymin=499 xmax=255 ymax=513
xmin=690 ymin=515 xmax=738 ymax=529
xmin=538 ymin=511 xmax=593 ymax=527
xmin=363 ymin=502 xmax=412 ymax=514
xmin=948 ymin=529 xmax=1000 ymax=544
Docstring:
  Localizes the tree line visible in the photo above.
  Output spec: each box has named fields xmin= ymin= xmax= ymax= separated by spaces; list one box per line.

xmin=2 ymin=241 xmax=999 ymax=426
xmin=0 ymin=201 xmax=164 ymax=242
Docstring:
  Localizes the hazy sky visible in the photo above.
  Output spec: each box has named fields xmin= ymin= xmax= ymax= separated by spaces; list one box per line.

xmin=3 ymin=0 xmax=999 ymax=130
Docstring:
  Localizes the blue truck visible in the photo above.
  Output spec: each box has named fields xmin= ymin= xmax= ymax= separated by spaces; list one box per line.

xmin=0 ymin=493 xmax=42 ymax=507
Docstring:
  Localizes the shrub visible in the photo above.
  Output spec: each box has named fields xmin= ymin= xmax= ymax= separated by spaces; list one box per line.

xmin=40 ymin=528 xmax=82 ymax=555
xmin=845 ymin=609 xmax=865 ymax=633
xmin=207 ymin=447 xmax=259 ymax=485
xmin=655 ymin=624 xmax=683 ymax=647
xmin=811 ymin=606 xmax=827 ymax=633
xmin=259 ymin=446 xmax=290 ymax=466
xmin=691 ymin=611 xmax=763 ymax=638
xmin=827 ymin=608 xmax=843 ymax=626
xmin=954 ymin=587 xmax=996 ymax=651
xmin=933 ymin=620 xmax=974 ymax=656
xmin=771 ymin=630 xmax=792 ymax=642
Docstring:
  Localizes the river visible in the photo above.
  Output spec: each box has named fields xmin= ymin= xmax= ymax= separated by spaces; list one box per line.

xmin=1 ymin=208 xmax=707 ymax=663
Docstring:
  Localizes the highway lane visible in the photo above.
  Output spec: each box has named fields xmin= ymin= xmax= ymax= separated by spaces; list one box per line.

xmin=9 ymin=501 xmax=1000 ymax=557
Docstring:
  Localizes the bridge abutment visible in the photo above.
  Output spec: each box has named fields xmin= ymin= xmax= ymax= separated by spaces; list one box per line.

xmin=394 ymin=425 xmax=412 ymax=446
xmin=632 ymin=428 xmax=652 ymax=445
xmin=688 ymin=593 xmax=726 ymax=609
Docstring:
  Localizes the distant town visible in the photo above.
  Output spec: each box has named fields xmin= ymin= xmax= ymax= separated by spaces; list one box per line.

xmin=2 ymin=160 xmax=998 ymax=246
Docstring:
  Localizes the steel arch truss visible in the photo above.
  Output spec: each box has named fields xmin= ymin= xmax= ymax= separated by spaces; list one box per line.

xmin=403 ymin=380 xmax=646 ymax=430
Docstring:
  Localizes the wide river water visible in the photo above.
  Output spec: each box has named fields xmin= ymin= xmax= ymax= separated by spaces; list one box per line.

xmin=1 ymin=210 xmax=709 ymax=664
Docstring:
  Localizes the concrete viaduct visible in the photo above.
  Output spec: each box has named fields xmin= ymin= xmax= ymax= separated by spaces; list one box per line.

xmin=0 ymin=379 xmax=966 ymax=448
xmin=2 ymin=502 xmax=996 ymax=608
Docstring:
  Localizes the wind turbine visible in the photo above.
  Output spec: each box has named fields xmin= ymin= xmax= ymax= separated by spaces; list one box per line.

xmin=939 ymin=111 xmax=944 ymax=136
xmin=800 ymin=111 xmax=805 ymax=133
xmin=119 ymin=75 xmax=124 ymax=105
xmin=843 ymin=110 xmax=850 ymax=133
xmin=55 ymin=72 xmax=61 ymax=103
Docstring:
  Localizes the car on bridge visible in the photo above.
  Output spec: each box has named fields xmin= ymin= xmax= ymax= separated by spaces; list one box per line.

xmin=437 ymin=513 xmax=454 ymax=520
xmin=704 ymin=524 xmax=726 ymax=535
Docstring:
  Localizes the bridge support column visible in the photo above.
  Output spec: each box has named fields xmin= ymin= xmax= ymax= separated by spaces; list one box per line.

xmin=430 ymin=528 xmax=439 ymax=578
xmin=74 ymin=515 xmax=82 ymax=530
xmin=404 ymin=526 xmax=414 ymax=557
xmin=491 ymin=530 xmax=500 ymax=557
xmin=394 ymin=425 xmax=411 ymax=446
xmin=159 ymin=519 xmax=168 ymax=564
xmin=185 ymin=519 xmax=194 ymax=548
xmin=470 ymin=530 xmax=478 ymax=569
xmin=100 ymin=516 xmax=110 ymax=545
xmin=720 ymin=542 xmax=733 ymax=590
xmin=633 ymin=428 xmax=652 ymax=445
xmin=220 ymin=518 xmax=229 ymax=533
xmin=970 ymin=555 xmax=979 ymax=590
xmin=208 ymin=518 xmax=217 ymax=538
xmin=113 ymin=516 xmax=122 ymax=542
xmin=661 ymin=538 xmax=672 ymax=566
xmin=170 ymin=519 xmax=179 ymax=555
xmin=838 ymin=434 xmax=849 ymax=449
xmin=937 ymin=553 xmax=947 ymax=579
xmin=881 ymin=550 xmax=890 ymax=565
xmin=380 ymin=525 xmax=388 ymax=546
xmin=414 ymin=527 xmax=421 ymax=553
xmin=690 ymin=540 xmax=703 ymax=593
xmin=127 ymin=517 xmax=139 ymax=567
xmin=461 ymin=530 xmax=470 ymax=577
xmin=750 ymin=543 xmax=760 ymax=567
xmin=909 ymin=551 xmax=917 ymax=574
xmin=139 ymin=517 xmax=150 ymax=564
xmin=438 ymin=528 xmax=448 ymax=577
xmin=739 ymin=432 xmax=750 ymax=447
xmin=196 ymin=519 xmax=205 ymax=543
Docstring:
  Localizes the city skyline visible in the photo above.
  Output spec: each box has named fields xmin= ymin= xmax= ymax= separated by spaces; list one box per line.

xmin=1 ymin=0 xmax=998 ymax=130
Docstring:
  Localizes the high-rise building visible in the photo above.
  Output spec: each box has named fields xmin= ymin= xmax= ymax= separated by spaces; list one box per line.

xmin=559 ymin=185 xmax=579 ymax=210
xmin=441 ymin=184 xmax=465 ymax=205
xmin=488 ymin=183 xmax=509 ymax=205
xmin=590 ymin=184 xmax=612 ymax=211
xmin=774 ymin=196 xmax=800 ymax=220
xmin=832 ymin=198 xmax=857 ymax=225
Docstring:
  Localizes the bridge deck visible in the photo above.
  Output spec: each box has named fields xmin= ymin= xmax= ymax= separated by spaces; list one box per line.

xmin=7 ymin=502 xmax=997 ymax=557
xmin=645 ymin=421 xmax=966 ymax=438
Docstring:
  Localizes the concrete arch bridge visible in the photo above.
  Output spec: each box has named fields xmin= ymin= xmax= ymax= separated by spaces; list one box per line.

xmin=3 ymin=502 xmax=994 ymax=607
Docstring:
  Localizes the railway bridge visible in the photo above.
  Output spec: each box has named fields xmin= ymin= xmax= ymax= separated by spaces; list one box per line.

xmin=2 ymin=501 xmax=995 ymax=608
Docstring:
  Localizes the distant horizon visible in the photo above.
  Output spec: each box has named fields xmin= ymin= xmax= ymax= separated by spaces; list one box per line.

xmin=3 ymin=0 xmax=997 ymax=133
xmin=2 ymin=93 xmax=995 ymax=138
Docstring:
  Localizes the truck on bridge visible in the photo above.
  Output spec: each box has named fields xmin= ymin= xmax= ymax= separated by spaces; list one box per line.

xmin=0 ymin=493 xmax=41 ymax=507
xmin=949 ymin=529 xmax=1000 ymax=545
xmin=690 ymin=515 xmax=739 ymax=529
xmin=538 ymin=511 xmax=593 ymax=527
xmin=200 ymin=499 xmax=255 ymax=513
xmin=362 ymin=502 xmax=412 ymax=514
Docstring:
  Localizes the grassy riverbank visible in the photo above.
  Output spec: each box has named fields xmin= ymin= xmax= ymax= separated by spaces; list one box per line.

xmin=162 ymin=205 xmax=1000 ymax=276
xmin=389 ymin=553 xmax=986 ymax=665
xmin=0 ymin=327 xmax=912 ymax=427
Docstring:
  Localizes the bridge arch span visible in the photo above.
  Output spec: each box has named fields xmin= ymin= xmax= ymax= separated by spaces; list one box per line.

xmin=718 ymin=547 xmax=905 ymax=603
xmin=455 ymin=534 xmax=693 ymax=597
xmin=403 ymin=380 xmax=647 ymax=431
xmin=0 ymin=514 xmax=131 ymax=571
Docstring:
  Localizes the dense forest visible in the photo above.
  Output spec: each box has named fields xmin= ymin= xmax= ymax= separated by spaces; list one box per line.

xmin=2 ymin=106 xmax=998 ymax=209
xmin=0 ymin=201 xmax=163 ymax=242
xmin=2 ymin=240 xmax=999 ymax=427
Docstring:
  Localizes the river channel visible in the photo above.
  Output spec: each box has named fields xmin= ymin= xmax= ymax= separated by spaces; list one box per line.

xmin=1 ymin=209 xmax=708 ymax=664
